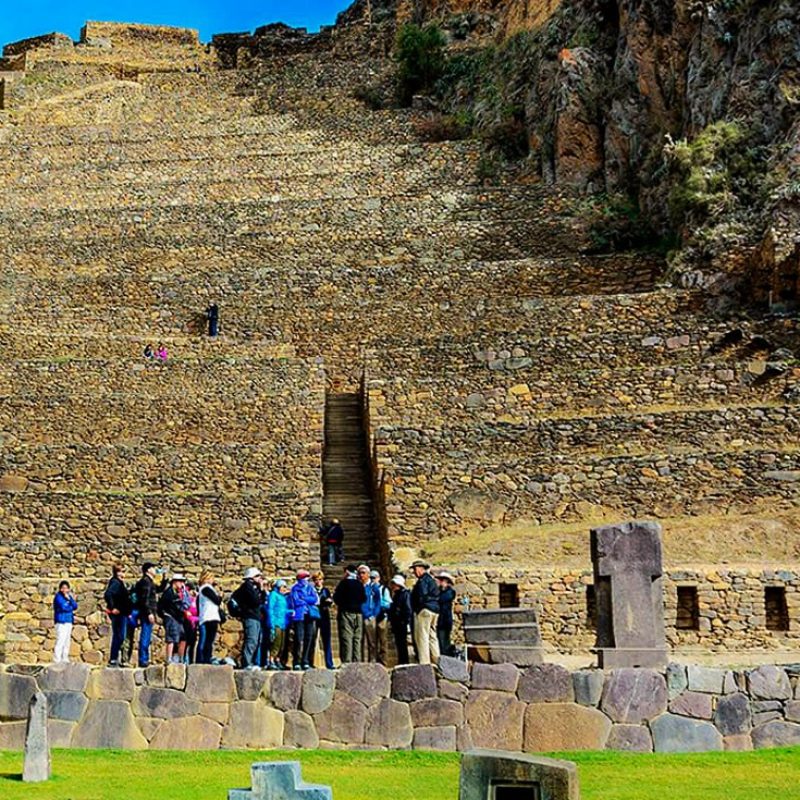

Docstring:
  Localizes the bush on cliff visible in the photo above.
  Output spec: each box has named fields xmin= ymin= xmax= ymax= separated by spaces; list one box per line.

xmin=395 ymin=23 xmax=447 ymax=105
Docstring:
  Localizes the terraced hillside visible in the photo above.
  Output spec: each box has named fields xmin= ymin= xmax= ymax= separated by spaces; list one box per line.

xmin=0 ymin=20 xmax=797 ymax=663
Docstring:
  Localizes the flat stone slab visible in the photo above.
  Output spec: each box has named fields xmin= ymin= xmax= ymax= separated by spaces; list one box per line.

xmin=464 ymin=691 xmax=525 ymax=751
xmin=518 ymin=664 xmax=573 ymax=703
xmin=185 ymin=665 xmax=236 ymax=703
xmin=413 ymin=725 xmax=457 ymax=751
xmin=0 ymin=673 xmax=37 ymax=720
xmin=88 ymin=668 xmax=135 ymax=701
xmin=651 ymin=713 xmax=723 ymax=753
xmin=336 ymin=663 xmax=390 ymax=706
xmin=284 ymin=710 xmax=320 ymax=749
xmin=669 ymin=691 xmax=713 ymax=720
xmin=38 ymin=663 xmax=91 ymax=693
xmin=471 ymin=663 xmax=519 ymax=693
xmin=151 ymin=715 xmax=223 ymax=750
xmin=438 ymin=656 xmax=469 ymax=683
xmin=410 ymin=698 xmax=464 ymax=727
xmin=222 ymin=701 xmax=284 ymax=749
xmin=714 ymin=693 xmax=752 ymax=736
xmin=72 ymin=700 xmax=148 ymax=749
xmin=572 ymin=670 xmax=604 ymax=707
xmin=313 ymin=693 xmax=367 ymax=744
xmin=391 ymin=665 xmax=437 ymax=702
xmin=235 ymin=670 xmax=270 ymax=702
xmin=752 ymin=721 xmax=800 ymax=749
xmin=606 ymin=724 xmax=653 ymax=752
xmin=265 ymin=672 xmax=303 ymax=711
xmin=524 ymin=703 xmax=611 ymax=752
xmin=686 ymin=665 xmax=725 ymax=694
xmin=43 ymin=690 xmax=88 ymax=722
xmin=748 ymin=666 xmax=792 ymax=700
xmin=364 ymin=698 xmax=413 ymax=748
xmin=600 ymin=668 xmax=667 ymax=724
xmin=134 ymin=687 xmax=201 ymax=719
xmin=301 ymin=670 xmax=335 ymax=715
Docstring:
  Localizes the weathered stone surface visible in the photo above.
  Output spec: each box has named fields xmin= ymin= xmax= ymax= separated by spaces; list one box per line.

xmin=464 ymin=690 xmax=525 ymax=751
xmin=284 ymin=710 xmax=320 ymax=749
xmin=752 ymin=721 xmax=800 ymax=749
xmin=0 ymin=721 xmax=26 ymax=749
xmin=524 ymin=702 xmax=612 ymax=752
xmin=0 ymin=673 xmax=37 ymax=720
xmin=413 ymin=725 xmax=457 ymax=751
xmin=669 ymin=691 xmax=713 ymax=720
xmin=235 ymin=670 xmax=270 ymax=702
xmin=785 ymin=700 xmax=800 ymax=723
xmin=365 ymin=698 xmax=413 ymax=748
xmin=150 ymin=716 xmax=223 ymax=750
xmin=47 ymin=720 xmax=76 ymax=748
xmin=713 ymin=692 xmax=751 ymax=736
xmin=222 ymin=700 xmax=284 ymax=748
xmin=134 ymin=687 xmax=201 ymax=719
xmin=265 ymin=671 xmax=303 ymax=711
xmin=38 ymin=663 xmax=91 ymax=693
xmin=136 ymin=717 xmax=163 ymax=741
xmin=471 ymin=663 xmax=520 ymax=693
xmin=440 ymin=681 xmax=469 ymax=703
xmin=88 ymin=668 xmax=135 ymax=701
xmin=753 ymin=710 xmax=783 ymax=727
xmin=336 ymin=663 xmax=390 ymax=707
xmin=666 ymin=663 xmax=688 ymax=700
xmin=200 ymin=702 xmax=230 ymax=725
xmin=165 ymin=663 xmax=187 ymax=691
xmin=651 ymin=714 xmax=723 ymax=753
xmin=723 ymin=671 xmax=741 ymax=694
xmin=410 ymin=698 xmax=463 ymax=728
xmin=23 ymin=692 xmax=50 ymax=783
xmin=518 ymin=663 xmax=573 ymax=703
xmin=72 ymin=700 xmax=148 ymax=749
xmin=438 ymin=655 xmax=469 ymax=683
xmin=302 ymin=669 xmax=336 ymax=715
xmin=391 ymin=665 xmax=437 ymax=703
xmin=748 ymin=666 xmax=792 ymax=700
xmin=687 ymin=665 xmax=725 ymax=694
xmin=724 ymin=734 xmax=754 ymax=751
xmin=572 ymin=670 xmax=604 ymax=707
xmin=314 ymin=693 xmax=367 ymax=744
xmin=606 ymin=724 xmax=653 ymax=752
xmin=44 ymin=690 xmax=88 ymax=722
xmin=185 ymin=665 xmax=236 ymax=703
xmin=144 ymin=666 xmax=165 ymax=687
xmin=600 ymin=669 xmax=667 ymax=723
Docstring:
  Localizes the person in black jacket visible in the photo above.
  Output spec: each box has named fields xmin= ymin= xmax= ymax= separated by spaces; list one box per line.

xmin=134 ymin=562 xmax=168 ymax=668
xmin=104 ymin=563 xmax=132 ymax=667
xmin=332 ymin=564 xmax=367 ymax=663
xmin=233 ymin=567 xmax=264 ymax=668
xmin=310 ymin=572 xmax=334 ymax=669
xmin=158 ymin=574 xmax=189 ymax=664
xmin=388 ymin=575 xmax=413 ymax=664
xmin=207 ymin=303 xmax=219 ymax=337
xmin=410 ymin=560 xmax=440 ymax=665
xmin=436 ymin=571 xmax=457 ymax=657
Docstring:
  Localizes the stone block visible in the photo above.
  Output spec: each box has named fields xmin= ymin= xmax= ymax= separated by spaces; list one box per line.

xmin=313 ymin=693 xmax=367 ymax=744
xmin=606 ymin=724 xmax=652 ymax=752
xmin=410 ymin=698 xmax=464 ymax=728
xmin=391 ymin=665 xmax=438 ymax=702
xmin=438 ymin=655 xmax=469 ymax=682
xmin=150 ymin=716 xmax=223 ymax=750
xmin=669 ymin=691 xmax=712 ymax=720
xmin=284 ymin=710 xmax=320 ymax=749
xmin=686 ymin=665 xmax=725 ymax=694
xmin=265 ymin=671 xmax=303 ymax=711
xmin=365 ymin=698 xmax=413 ymax=748
xmin=524 ymin=703 xmax=611 ymax=752
xmin=200 ymin=702 xmax=230 ymax=725
xmin=752 ymin=721 xmax=800 ymax=748
xmin=753 ymin=710 xmax=783 ymax=726
xmin=302 ymin=670 xmax=335 ymax=715
xmin=185 ymin=665 xmax=236 ymax=703
xmin=134 ymin=686 xmax=201 ymax=719
xmin=136 ymin=717 xmax=163 ymax=741
xmin=748 ymin=666 xmax=792 ymax=700
xmin=471 ymin=663 xmax=520 ymax=693
xmin=785 ymin=700 xmax=800 ymax=723
xmin=713 ymin=692 xmax=751 ymax=736
xmin=165 ymin=663 xmax=187 ymax=690
xmin=651 ymin=713 xmax=723 ymax=752
xmin=572 ymin=670 xmax=604 ymax=707
xmin=666 ymin=663 xmax=688 ymax=700
xmin=47 ymin=720 xmax=76 ymax=748
xmin=723 ymin=671 xmax=740 ymax=694
xmin=0 ymin=721 xmax=26 ymax=749
xmin=413 ymin=726 xmax=457 ymax=751
xmin=37 ymin=663 xmax=91 ymax=693
xmin=336 ymin=663 xmax=390 ymax=706
xmin=724 ymin=734 xmax=754 ymax=751
xmin=144 ymin=666 xmax=165 ymax=687
xmin=464 ymin=690 xmax=525 ymax=751
xmin=44 ymin=690 xmax=88 ymax=722
xmin=88 ymin=668 xmax=135 ymax=701
xmin=600 ymin=668 xmax=667 ymax=724
xmin=0 ymin=673 xmax=37 ymax=720
xmin=235 ymin=670 xmax=270 ymax=702
xmin=222 ymin=701 xmax=284 ymax=748
xmin=72 ymin=700 xmax=148 ymax=749
xmin=440 ymin=681 xmax=469 ymax=703
xmin=518 ymin=664 xmax=573 ymax=703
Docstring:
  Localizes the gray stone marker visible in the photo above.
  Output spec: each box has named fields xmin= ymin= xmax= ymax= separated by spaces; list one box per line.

xmin=460 ymin=749 xmax=580 ymax=800
xmin=591 ymin=520 xmax=668 ymax=669
xmin=22 ymin=691 xmax=50 ymax=783
xmin=229 ymin=762 xmax=332 ymax=800
xmin=462 ymin=608 xmax=544 ymax=666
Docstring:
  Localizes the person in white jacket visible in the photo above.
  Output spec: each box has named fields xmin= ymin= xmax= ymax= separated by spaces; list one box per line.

xmin=197 ymin=570 xmax=223 ymax=664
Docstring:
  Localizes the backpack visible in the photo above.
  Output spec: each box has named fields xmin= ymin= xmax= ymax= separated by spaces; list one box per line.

xmin=226 ymin=594 xmax=242 ymax=619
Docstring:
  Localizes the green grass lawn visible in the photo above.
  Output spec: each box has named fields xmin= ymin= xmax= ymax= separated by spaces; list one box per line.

xmin=0 ymin=748 xmax=799 ymax=799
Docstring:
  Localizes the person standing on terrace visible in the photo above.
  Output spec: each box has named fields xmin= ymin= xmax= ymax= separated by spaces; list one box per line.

xmin=104 ymin=562 xmax=131 ymax=667
xmin=53 ymin=581 xmax=78 ymax=663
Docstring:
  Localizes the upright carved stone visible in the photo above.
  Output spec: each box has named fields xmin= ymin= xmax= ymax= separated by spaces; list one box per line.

xmin=23 ymin=691 xmax=50 ymax=783
xmin=591 ymin=521 xmax=668 ymax=669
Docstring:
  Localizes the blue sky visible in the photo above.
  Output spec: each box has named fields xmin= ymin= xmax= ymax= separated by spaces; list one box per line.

xmin=0 ymin=1 xmax=354 ymax=48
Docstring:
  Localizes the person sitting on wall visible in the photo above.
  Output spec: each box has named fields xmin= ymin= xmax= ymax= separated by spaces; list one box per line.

xmin=104 ymin=562 xmax=132 ymax=667
xmin=53 ymin=580 xmax=78 ymax=663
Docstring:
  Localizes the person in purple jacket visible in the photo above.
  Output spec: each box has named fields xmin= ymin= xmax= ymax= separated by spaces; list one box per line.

xmin=53 ymin=581 xmax=78 ymax=663
xmin=290 ymin=570 xmax=319 ymax=671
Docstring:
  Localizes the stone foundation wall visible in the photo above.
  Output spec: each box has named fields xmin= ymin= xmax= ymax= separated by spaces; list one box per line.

xmin=1 ymin=660 xmax=799 ymax=753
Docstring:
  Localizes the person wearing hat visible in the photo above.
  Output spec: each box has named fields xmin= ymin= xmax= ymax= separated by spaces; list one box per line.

xmin=410 ymin=560 xmax=441 ymax=665
xmin=320 ymin=518 xmax=345 ymax=565
xmin=333 ymin=564 xmax=367 ymax=663
xmin=232 ymin=567 xmax=265 ymax=669
xmin=157 ymin=573 xmax=189 ymax=664
xmin=266 ymin=579 xmax=290 ymax=670
xmin=133 ymin=562 xmax=168 ymax=668
xmin=436 ymin=572 xmax=457 ymax=657
xmin=290 ymin=569 xmax=320 ymax=670
xmin=388 ymin=575 xmax=413 ymax=664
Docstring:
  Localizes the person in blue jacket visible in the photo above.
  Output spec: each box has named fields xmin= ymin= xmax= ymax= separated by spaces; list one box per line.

xmin=290 ymin=570 xmax=319 ymax=670
xmin=266 ymin=580 xmax=290 ymax=670
xmin=53 ymin=580 xmax=78 ymax=663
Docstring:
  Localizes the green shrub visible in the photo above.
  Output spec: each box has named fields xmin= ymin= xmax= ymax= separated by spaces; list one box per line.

xmin=353 ymin=84 xmax=386 ymax=110
xmin=476 ymin=150 xmax=504 ymax=184
xmin=395 ymin=24 xmax=447 ymax=106
xmin=585 ymin=193 xmax=669 ymax=254
xmin=416 ymin=111 xmax=473 ymax=142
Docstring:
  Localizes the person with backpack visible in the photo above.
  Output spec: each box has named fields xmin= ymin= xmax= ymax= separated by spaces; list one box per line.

xmin=197 ymin=571 xmax=223 ymax=664
xmin=290 ymin=570 xmax=319 ymax=671
xmin=266 ymin=579 xmax=290 ymax=670
xmin=104 ymin=562 xmax=132 ymax=667
xmin=134 ymin=562 xmax=167 ymax=668
xmin=53 ymin=580 xmax=78 ymax=663
xmin=231 ymin=567 xmax=264 ymax=669
xmin=158 ymin=574 xmax=189 ymax=664
xmin=388 ymin=575 xmax=412 ymax=665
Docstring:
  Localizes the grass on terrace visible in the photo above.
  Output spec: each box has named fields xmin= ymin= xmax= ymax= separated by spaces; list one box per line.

xmin=1 ymin=748 xmax=800 ymax=799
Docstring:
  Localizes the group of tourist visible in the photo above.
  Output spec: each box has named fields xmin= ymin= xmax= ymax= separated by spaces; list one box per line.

xmin=52 ymin=558 xmax=458 ymax=669
xmin=142 ymin=342 xmax=168 ymax=363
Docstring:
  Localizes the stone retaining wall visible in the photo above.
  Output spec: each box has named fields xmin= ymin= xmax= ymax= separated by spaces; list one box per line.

xmin=1 ymin=660 xmax=799 ymax=753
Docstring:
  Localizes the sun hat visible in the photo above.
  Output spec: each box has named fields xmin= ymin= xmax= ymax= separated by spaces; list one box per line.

xmin=370 ymin=570 xmax=380 ymax=578
xmin=410 ymin=560 xmax=430 ymax=569
xmin=437 ymin=571 xmax=454 ymax=583
xmin=171 ymin=573 xmax=186 ymax=582
xmin=297 ymin=569 xmax=311 ymax=579
xmin=390 ymin=575 xmax=406 ymax=587
xmin=244 ymin=567 xmax=262 ymax=580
